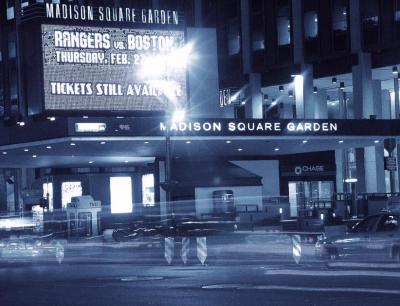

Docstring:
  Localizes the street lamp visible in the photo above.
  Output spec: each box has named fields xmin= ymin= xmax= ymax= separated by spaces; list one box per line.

xmin=139 ymin=42 xmax=193 ymax=220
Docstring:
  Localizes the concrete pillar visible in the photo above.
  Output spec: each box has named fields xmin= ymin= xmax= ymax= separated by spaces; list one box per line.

xmin=194 ymin=0 xmax=203 ymax=27
xmin=381 ymin=89 xmax=391 ymax=119
xmin=372 ymin=80 xmax=383 ymax=119
xmin=240 ymin=0 xmax=251 ymax=74
xmin=245 ymin=73 xmax=263 ymax=119
xmin=350 ymin=0 xmax=361 ymax=53
xmin=303 ymin=66 xmax=316 ymax=119
xmin=291 ymin=0 xmax=315 ymax=119
xmin=396 ymin=144 xmax=400 ymax=193
xmin=335 ymin=149 xmax=346 ymax=193
xmin=390 ymin=90 xmax=397 ymax=119
xmin=352 ymin=53 xmax=373 ymax=119
xmin=14 ymin=169 xmax=23 ymax=213
xmin=239 ymin=0 xmax=262 ymax=119
xmin=393 ymin=77 xmax=400 ymax=119
xmin=292 ymin=0 xmax=303 ymax=63
xmin=314 ymin=89 xmax=328 ymax=119
xmin=350 ymin=0 xmax=374 ymax=119
xmin=281 ymin=102 xmax=294 ymax=119
xmin=355 ymin=148 xmax=366 ymax=193
xmin=293 ymin=67 xmax=315 ymax=119
xmin=338 ymin=88 xmax=347 ymax=119
xmin=0 ymin=170 xmax=7 ymax=213
xmin=364 ymin=146 xmax=386 ymax=193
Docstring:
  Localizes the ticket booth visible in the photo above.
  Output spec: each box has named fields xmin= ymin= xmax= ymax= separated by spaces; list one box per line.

xmin=66 ymin=196 xmax=101 ymax=238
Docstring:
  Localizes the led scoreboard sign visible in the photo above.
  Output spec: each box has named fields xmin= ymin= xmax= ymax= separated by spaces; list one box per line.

xmin=41 ymin=24 xmax=186 ymax=112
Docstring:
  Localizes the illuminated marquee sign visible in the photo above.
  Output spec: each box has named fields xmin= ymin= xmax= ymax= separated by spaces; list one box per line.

xmin=41 ymin=24 xmax=186 ymax=112
xmin=45 ymin=3 xmax=180 ymax=25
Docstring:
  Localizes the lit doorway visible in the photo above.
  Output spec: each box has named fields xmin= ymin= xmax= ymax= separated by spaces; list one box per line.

xmin=288 ymin=181 xmax=334 ymax=217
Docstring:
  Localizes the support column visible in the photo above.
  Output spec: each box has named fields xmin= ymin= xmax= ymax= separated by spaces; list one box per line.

xmin=394 ymin=75 xmax=400 ymax=119
xmin=314 ymin=89 xmax=328 ymax=119
xmin=0 ymin=170 xmax=7 ymax=213
xmin=372 ymin=80 xmax=383 ymax=119
xmin=364 ymin=146 xmax=386 ymax=193
xmin=194 ymin=0 xmax=203 ymax=27
xmin=292 ymin=0 xmax=315 ymax=119
xmin=352 ymin=53 xmax=373 ymax=119
xmin=245 ymin=73 xmax=263 ymax=119
xmin=281 ymin=102 xmax=294 ymax=119
xmin=152 ymin=0 xmax=159 ymax=8
xmin=240 ymin=0 xmax=251 ymax=74
xmin=303 ymin=66 xmax=316 ymax=119
xmin=338 ymin=87 xmax=347 ymax=119
xmin=335 ymin=149 xmax=346 ymax=194
xmin=384 ymin=139 xmax=398 ymax=193
xmin=381 ymin=89 xmax=391 ymax=119
xmin=240 ymin=0 xmax=262 ymax=119
xmin=355 ymin=148 xmax=366 ymax=194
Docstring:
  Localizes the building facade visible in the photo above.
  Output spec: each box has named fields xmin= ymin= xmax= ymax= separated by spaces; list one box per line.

xmin=1 ymin=0 xmax=400 ymax=226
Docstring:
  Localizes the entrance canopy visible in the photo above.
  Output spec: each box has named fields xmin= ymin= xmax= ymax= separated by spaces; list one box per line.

xmin=0 ymin=118 xmax=398 ymax=168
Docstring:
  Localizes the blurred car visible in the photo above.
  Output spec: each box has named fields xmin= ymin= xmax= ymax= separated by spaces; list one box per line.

xmin=315 ymin=212 xmax=400 ymax=262
xmin=0 ymin=236 xmax=65 ymax=263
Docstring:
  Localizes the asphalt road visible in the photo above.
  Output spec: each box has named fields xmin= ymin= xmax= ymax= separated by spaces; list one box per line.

xmin=1 ymin=236 xmax=400 ymax=306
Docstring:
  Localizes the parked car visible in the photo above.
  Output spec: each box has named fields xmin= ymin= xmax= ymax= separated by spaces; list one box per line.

xmin=0 ymin=236 xmax=65 ymax=263
xmin=315 ymin=212 xmax=400 ymax=262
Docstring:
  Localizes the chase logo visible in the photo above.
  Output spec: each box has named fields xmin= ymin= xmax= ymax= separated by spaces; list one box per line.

xmin=294 ymin=166 xmax=302 ymax=175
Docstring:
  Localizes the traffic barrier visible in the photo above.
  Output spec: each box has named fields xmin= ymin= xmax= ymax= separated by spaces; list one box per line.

xmin=181 ymin=237 xmax=190 ymax=264
xmin=164 ymin=237 xmax=174 ymax=264
xmin=196 ymin=237 xmax=207 ymax=265
xmin=291 ymin=234 xmax=302 ymax=264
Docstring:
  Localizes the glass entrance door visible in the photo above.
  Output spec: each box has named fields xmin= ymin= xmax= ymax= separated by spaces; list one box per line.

xmin=288 ymin=181 xmax=334 ymax=217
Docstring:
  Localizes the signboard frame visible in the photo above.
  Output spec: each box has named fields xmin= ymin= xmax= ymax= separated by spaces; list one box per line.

xmin=21 ymin=8 xmax=187 ymax=117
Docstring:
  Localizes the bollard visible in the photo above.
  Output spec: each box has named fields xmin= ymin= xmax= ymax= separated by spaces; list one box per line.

xmin=181 ymin=237 xmax=190 ymax=264
xmin=164 ymin=237 xmax=174 ymax=265
xmin=196 ymin=237 xmax=207 ymax=265
xmin=291 ymin=234 xmax=302 ymax=264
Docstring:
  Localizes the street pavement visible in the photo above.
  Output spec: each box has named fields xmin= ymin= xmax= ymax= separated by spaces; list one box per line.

xmin=1 ymin=234 xmax=400 ymax=306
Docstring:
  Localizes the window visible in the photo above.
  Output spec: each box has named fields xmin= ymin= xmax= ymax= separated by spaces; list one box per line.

xmin=110 ymin=176 xmax=133 ymax=213
xmin=8 ymin=32 xmax=16 ymax=59
xmin=332 ymin=0 xmax=348 ymax=31
xmin=332 ymin=0 xmax=348 ymax=51
xmin=7 ymin=0 xmax=15 ymax=20
xmin=377 ymin=215 xmax=399 ymax=232
xmin=304 ymin=11 xmax=318 ymax=39
xmin=142 ymin=173 xmax=155 ymax=207
xmin=42 ymin=182 xmax=53 ymax=211
xmin=251 ymin=0 xmax=264 ymax=51
xmin=252 ymin=15 xmax=265 ymax=51
xmin=362 ymin=0 xmax=379 ymax=46
xmin=276 ymin=3 xmax=291 ymax=46
xmin=396 ymin=0 xmax=400 ymax=22
xmin=396 ymin=0 xmax=400 ymax=39
xmin=61 ymin=181 xmax=82 ymax=209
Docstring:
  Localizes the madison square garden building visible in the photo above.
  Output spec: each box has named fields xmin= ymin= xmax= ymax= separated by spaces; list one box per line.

xmin=1 ymin=0 xmax=400 ymax=232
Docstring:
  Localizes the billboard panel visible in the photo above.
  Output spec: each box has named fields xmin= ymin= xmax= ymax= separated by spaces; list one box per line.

xmin=41 ymin=24 xmax=186 ymax=112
